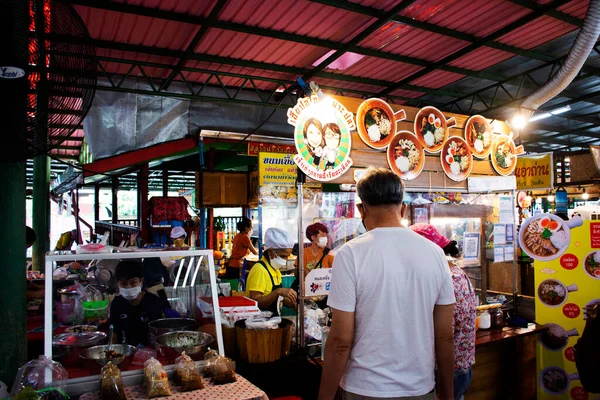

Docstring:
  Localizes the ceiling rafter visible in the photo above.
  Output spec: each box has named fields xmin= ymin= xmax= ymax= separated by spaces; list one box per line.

xmin=379 ymin=0 xmax=572 ymax=96
xmin=159 ymin=0 xmax=227 ymax=91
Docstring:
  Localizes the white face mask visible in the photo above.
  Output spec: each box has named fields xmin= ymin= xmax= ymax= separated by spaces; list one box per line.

xmin=270 ymin=256 xmax=287 ymax=270
xmin=120 ymin=285 xmax=142 ymax=300
xmin=318 ymin=237 xmax=328 ymax=248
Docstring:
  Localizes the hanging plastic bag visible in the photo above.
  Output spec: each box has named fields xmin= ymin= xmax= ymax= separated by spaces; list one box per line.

xmin=10 ymin=356 xmax=68 ymax=400
xmin=174 ymin=352 xmax=204 ymax=392
xmin=100 ymin=363 xmax=125 ymax=400
xmin=143 ymin=358 xmax=172 ymax=398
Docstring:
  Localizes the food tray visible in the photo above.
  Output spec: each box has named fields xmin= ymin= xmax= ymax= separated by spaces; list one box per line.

xmin=79 ymin=374 xmax=267 ymax=400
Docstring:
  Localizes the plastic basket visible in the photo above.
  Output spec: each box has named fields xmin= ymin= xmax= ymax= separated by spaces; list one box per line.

xmin=82 ymin=300 xmax=108 ymax=322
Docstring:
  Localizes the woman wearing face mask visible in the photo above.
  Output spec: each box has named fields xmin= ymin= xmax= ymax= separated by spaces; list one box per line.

xmin=109 ymin=260 xmax=164 ymax=346
xmin=246 ymin=228 xmax=297 ymax=313
xmin=302 ymin=222 xmax=335 ymax=276
xmin=224 ymin=217 xmax=258 ymax=280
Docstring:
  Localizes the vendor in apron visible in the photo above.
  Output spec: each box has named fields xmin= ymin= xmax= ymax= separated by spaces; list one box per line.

xmin=246 ymin=228 xmax=297 ymax=313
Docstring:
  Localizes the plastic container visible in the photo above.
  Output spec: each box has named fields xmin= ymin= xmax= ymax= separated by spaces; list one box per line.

xmin=55 ymin=301 xmax=75 ymax=325
xmin=321 ymin=326 xmax=330 ymax=361
xmin=478 ymin=310 xmax=491 ymax=330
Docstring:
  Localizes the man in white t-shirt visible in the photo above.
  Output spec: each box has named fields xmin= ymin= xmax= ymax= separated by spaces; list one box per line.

xmin=319 ymin=167 xmax=456 ymax=400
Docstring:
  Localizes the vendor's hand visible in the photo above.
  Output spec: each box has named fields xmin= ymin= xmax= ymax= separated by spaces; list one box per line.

xmin=277 ymin=288 xmax=297 ymax=304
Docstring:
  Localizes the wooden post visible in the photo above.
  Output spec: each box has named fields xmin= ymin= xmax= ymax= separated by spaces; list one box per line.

xmin=111 ymin=176 xmax=118 ymax=224
xmin=207 ymin=208 xmax=214 ymax=249
xmin=139 ymin=163 xmax=150 ymax=244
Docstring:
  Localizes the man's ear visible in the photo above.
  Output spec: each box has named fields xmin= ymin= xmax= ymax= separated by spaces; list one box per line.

xmin=400 ymin=203 xmax=407 ymax=219
xmin=357 ymin=203 xmax=365 ymax=219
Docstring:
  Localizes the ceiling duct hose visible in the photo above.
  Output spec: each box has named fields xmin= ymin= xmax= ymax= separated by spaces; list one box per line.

xmin=521 ymin=0 xmax=600 ymax=112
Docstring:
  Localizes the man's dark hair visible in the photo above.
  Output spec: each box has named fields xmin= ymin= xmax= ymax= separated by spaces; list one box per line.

xmin=26 ymin=226 xmax=36 ymax=247
xmin=356 ymin=167 xmax=405 ymax=206
xmin=236 ymin=217 xmax=252 ymax=232
xmin=443 ymin=241 xmax=460 ymax=258
xmin=115 ymin=260 xmax=143 ymax=281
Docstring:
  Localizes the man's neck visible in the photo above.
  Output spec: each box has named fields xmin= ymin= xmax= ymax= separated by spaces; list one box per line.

xmin=366 ymin=208 xmax=405 ymax=229
xmin=129 ymin=292 xmax=144 ymax=306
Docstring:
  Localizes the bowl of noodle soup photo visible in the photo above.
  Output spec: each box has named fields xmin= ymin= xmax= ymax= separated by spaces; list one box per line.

xmin=386 ymin=131 xmax=425 ymax=180
xmin=519 ymin=214 xmax=582 ymax=261
xmin=537 ymin=279 xmax=578 ymax=308
xmin=583 ymin=250 xmax=600 ymax=279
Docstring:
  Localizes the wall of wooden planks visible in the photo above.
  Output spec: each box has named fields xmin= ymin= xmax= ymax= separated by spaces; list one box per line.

xmin=307 ymin=95 xmax=513 ymax=190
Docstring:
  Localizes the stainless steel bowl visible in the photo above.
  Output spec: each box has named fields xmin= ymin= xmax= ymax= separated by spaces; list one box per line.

xmin=155 ymin=330 xmax=214 ymax=357
xmin=80 ymin=344 xmax=137 ymax=366
xmin=148 ymin=318 xmax=199 ymax=346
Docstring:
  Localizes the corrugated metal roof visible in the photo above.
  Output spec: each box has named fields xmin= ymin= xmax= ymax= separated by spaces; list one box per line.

xmin=220 ymin=0 xmax=373 ymax=43
xmin=62 ymin=0 xmax=599 ymax=155
xmin=195 ymin=28 xmax=329 ymax=68
xmin=359 ymin=22 xmax=470 ymax=62
xmin=498 ymin=15 xmax=577 ymax=50
xmin=330 ymin=56 xmax=423 ymax=81
xmin=400 ymin=0 xmax=530 ymax=37
xmin=74 ymin=6 xmax=200 ymax=50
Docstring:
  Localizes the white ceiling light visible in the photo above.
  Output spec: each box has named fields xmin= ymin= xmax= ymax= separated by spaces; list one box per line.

xmin=528 ymin=105 xmax=571 ymax=122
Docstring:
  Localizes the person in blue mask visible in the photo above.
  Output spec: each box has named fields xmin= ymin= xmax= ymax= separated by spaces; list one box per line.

xmin=109 ymin=260 xmax=164 ymax=346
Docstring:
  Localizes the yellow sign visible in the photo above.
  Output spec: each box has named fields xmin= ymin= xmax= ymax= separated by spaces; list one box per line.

xmin=515 ymin=153 xmax=553 ymax=190
xmin=258 ymin=152 xmax=320 ymax=205
xmin=532 ymin=219 xmax=600 ymax=399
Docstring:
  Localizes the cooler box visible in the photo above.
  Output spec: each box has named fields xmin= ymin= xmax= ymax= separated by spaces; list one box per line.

xmin=196 ymin=296 xmax=260 ymax=318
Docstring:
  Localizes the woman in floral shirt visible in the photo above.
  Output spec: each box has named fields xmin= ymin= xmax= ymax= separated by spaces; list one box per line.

xmin=410 ymin=224 xmax=477 ymax=400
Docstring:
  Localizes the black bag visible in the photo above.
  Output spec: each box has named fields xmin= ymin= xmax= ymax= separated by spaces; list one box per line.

xmin=574 ymin=304 xmax=600 ymax=393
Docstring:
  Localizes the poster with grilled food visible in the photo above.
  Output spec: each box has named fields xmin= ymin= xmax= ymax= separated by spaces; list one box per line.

xmin=527 ymin=216 xmax=600 ymax=400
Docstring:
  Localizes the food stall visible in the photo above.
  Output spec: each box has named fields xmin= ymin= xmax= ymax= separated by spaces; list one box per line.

xmin=13 ymin=248 xmax=269 ymax=400
xmin=283 ymin=93 xmax=546 ymax=399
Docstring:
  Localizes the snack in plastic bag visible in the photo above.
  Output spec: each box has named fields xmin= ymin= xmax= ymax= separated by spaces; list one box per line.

xmin=203 ymin=349 xmax=220 ymax=377
xmin=174 ymin=352 xmax=204 ymax=392
xmin=10 ymin=356 xmax=68 ymax=400
xmin=100 ymin=363 xmax=125 ymax=400
xmin=208 ymin=355 xmax=236 ymax=385
xmin=143 ymin=358 xmax=172 ymax=398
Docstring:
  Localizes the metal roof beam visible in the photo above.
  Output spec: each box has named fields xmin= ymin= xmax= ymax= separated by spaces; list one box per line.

xmin=503 ymin=0 xmax=583 ymax=27
xmin=48 ymin=34 xmax=468 ymax=97
xmin=379 ymin=0 xmax=571 ymax=96
xmin=159 ymin=0 xmax=227 ymax=91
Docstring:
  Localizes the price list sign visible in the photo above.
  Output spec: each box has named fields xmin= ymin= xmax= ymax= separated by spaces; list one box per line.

xmin=530 ymin=219 xmax=600 ymax=400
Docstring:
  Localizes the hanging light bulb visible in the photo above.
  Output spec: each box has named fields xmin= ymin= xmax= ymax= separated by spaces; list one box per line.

xmin=525 ymin=191 xmax=532 ymax=203
xmin=582 ymin=188 xmax=589 ymax=200
xmin=547 ymin=190 xmax=555 ymax=202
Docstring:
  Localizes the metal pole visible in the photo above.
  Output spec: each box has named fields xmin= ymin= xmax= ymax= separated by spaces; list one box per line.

xmin=0 ymin=162 xmax=27 ymax=385
xmin=32 ymin=155 xmax=50 ymax=269
xmin=111 ymin=176 xmax=118 ymax=224
xmin=512 ymin=189 xmax=518 ymax=311
xmin=257 ymin=204 xmax=263 ymax=259
xmin=297 ymin=168 xmax=306 ymax=349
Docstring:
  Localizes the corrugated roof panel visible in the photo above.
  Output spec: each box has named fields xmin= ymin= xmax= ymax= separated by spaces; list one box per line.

xmin=74 ymin=6 xmax=200 ymax=50
xmin=119 ymin=0 xmax=219 ymax=17
xmin=389 ymin=88 xmax=424 ymax=98
xmin=448 ymin=46 xmax=514 ymax=71
xmin=220 ymin=0 xmax=373 ymax=43
xmin=334 ymin=56 xmax=423 ymax=81
xmin=401 ymin=0 xmax=530 ymax=38
xmin=351 ymin=0 xmax=405 ymax=11
xmin=497 ymin=16 xmax=576 ymax=50
xmin=557 ymin=0 xmax=589 ymax=19
xmin=359 ymin=22 xmax=469 ymax=62
xmin=410 ymin=70 xmax=464 ymax=88
xmin=195 ymin=28 xmax=329 ymax=68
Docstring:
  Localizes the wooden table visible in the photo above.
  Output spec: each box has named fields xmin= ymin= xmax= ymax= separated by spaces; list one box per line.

xmin=469 ymin=323 xmax=547 ymax=400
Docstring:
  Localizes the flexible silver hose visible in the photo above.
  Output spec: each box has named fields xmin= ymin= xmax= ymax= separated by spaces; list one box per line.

xmin=521 ymin=0 xmax=600 ymax=111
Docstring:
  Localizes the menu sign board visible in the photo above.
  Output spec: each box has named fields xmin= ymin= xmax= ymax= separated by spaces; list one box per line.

xmin=528 ymin=217 xmax=600 ymax=399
